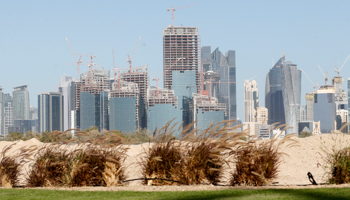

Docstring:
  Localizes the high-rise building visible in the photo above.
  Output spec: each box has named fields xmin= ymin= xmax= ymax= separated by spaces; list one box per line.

xmin=120 ymin=66 xmax=149 ymax=128
xmin=147 ymin=87 xmax=182 ymax=137
xmin=256 ymin=107 xmax=268 ymax=124
xmin=163 ymin=26 xmax=201 ymax=127
xmin=163 ymin=26 xmax=201 ymax=91
xmin=38 ymin=92 xmax=64 ymax=133
xmin=190 ymin=93 xmax=226 ymax=131
xmin=201 ymin=46 xmax=237 ymax=121
xmin=313 ymin=86 xmax=336 ymax=133
xmin=78 ymin=67 xmax=110 ymax=131
xmin=56 ymin=76 xmax=73 ymax=131
xmin=265 ymin=55 xmax=301 ymax=134
xmin=2 ymin=93 xmax=13 ymax=135
xmin=332 ymin=76 xmax=348 ymax=131
xmin=13 ymin=85 xmax=30 ymax=120
xmin=109 ymin=80 xmax=140 ymax=133
xmin=244 ymin=80 xmax=259 ymax=122
xmin=305 ymin=93 xmax=314 ymax=121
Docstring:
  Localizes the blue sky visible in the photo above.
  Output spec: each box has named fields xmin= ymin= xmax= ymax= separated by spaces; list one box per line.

xmin=1 ymin=0 xmax=350 ymax=121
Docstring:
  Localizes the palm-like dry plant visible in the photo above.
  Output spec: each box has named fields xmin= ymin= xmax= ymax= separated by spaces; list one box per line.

xmin=0 ymin=144 xmax=30 ymax=187
xmin=229 ymin=125 xmax=298 ymax=186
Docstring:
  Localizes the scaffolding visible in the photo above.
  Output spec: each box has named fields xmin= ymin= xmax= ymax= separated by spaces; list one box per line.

xmin=163 ymin=26 xmax=201 ymax=91
xmin=148 ymin=87 xmax=178 ymax=108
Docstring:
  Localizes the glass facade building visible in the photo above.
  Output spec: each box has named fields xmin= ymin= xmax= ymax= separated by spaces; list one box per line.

xmin=80 ymin=91 xmax=109 ymax=131
xmin=109 ymin=97 xmax=138 ymax=133
xmin=196 ymin=109 xmax=225 ymax=131
xmin=265 ymin=56 xmax=301 ymax=134
xmin=313 ymin=90 xmax=336 ymax=133
xmin=38 ymin=92 xmax=64 ymax=132
xmin=13 ymin=85 xmax=30 ymax=120
xmin=201 ymin=47 xmax=237 ymax=121
xmin=147 ymin=104 xmax=182 ymax=137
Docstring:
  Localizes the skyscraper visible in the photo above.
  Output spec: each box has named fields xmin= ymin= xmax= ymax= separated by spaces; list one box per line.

xmin=265 ymin=55 xmax=301 ymax=134
xmin=2 ymin=93 xmax=13 ymax=135
xmin=163 ymin=26 xmax=201 ymax=126
xmin=56 ymin=76 xmax=73 ymax=131
xmin=78 ymin=67 xmax=110 ymax=131
xmin=13 ymin=85 xmax=30 ymax=120
xmin=0 ymin=87 xmax=3 ymax=135
xmin=244 ymin=80 xmax=259 ymax=122
xmin=38 ymin=92 xmax=64 ymax=132
xmin=201 ymin=46 xmax=237 ymax=121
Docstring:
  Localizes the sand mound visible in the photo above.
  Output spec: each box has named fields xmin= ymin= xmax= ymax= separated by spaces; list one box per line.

xmin=1 ymin=134 xmax=350 ymax=189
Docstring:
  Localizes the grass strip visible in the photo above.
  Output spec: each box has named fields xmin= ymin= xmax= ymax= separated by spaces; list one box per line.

xmin=1 ymin=188 xmax=350 ymax=200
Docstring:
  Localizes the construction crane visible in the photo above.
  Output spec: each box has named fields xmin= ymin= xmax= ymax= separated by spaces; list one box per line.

xmin=152 ymin=73 xmax=161 ymax=97
xmin=300 ymin=68 xmax=319 ymax=92
xmin=317 ymin=61 xmax=334 ymax=85
xmin=65 ymin=37 xmax=89 ymax=80
xmin=167 ymin=4 xmax=195 ymax=34
xmin=335 ymin=53 xmax=350 ymax=76
xmin=127 ymin=36 xmax=141 ymax=73
xmin=248 ymin=75 xmax=257 ymax=81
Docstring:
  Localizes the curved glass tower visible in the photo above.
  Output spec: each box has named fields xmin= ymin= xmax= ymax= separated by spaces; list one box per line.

xmin=265 ymin=56 xmax=301 ymax=134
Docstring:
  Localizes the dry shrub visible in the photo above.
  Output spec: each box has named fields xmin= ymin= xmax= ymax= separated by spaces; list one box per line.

xmin=26 ymin=141 xmax=127 ymax=187
xmin=141 ymin=120 xmax=247 ymax=185
xmin=320 ymin=125 xmax=350 ymax=184
xmin=141 ymin=121 xmax=182 ymax=186
xmin=26 ymin=144 xmax=71 ymax=187
xmin=229 ymin=125 xmax=298 ymax=186
xmin=0 ymin=144 xmax=29 ymax=187
xmin=68 ymin=144 xmax=127 ymax=186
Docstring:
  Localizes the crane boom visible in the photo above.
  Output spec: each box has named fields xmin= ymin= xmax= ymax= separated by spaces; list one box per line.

xmin=167 ymin=4 xmax=195 ymax=34
xmin=339 ymin=53 xmax=350 ymax=72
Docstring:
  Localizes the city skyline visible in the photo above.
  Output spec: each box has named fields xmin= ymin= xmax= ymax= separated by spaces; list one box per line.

xmin=1 ymin=1 xmax=350 ymax=121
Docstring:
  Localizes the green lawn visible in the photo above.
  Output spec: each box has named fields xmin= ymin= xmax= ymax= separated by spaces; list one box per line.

xmin=1 ymin=188 xmax=350 ymax=200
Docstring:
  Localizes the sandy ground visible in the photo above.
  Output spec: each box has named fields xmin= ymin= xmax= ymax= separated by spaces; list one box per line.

xmin=2 ymin=134 xmax=350 ymax=191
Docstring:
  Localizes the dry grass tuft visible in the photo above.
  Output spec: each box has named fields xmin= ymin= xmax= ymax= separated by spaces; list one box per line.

xmin=0 ymin=144 xmax=29 ymax=187
xmin=26 ymin=142 xmax=127 ymax=187
xmin=229 ymin=126 xmax=298 ymax=186
xmin=320 ymin=125 xmax=350 ymax=184
xmin=141 ymin=120 xmax=248 ymax=185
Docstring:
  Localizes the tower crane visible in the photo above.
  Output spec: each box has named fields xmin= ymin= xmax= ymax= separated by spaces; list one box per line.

xmin=65 ymin=37 xmax=89 ymax=80
xmin=127 ymin=36 xmax=141 ymax=73
xmin=167 ymin=4 xmax=195 ymax=34
xmin=335 ymin=53 xmax=350 ymax=76
xmin=300 ymin=68 xmax=318 ymax=92
xmin=317 ymin=61 xmax=334 ymax=85
xmin=152 ymin=73 xmax=161 ymax=97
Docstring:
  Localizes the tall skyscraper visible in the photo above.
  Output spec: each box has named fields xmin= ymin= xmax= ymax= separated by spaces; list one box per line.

xmin=38 ymin=92 xmax=64 ymax=132
xmin=13 ymin=85 xmax=30 ymax=120
xmin=2 ymin=93 xmax=13 ymax=135
xmin=201 ymin=46 xmax=237 ymax=121
xmin=265 ymin=55 xmax=301 ymax=134
xmin=244 ymin=80 xmax=259 ymax=122
xmin=163 ymin=26 xmax=201 ymax=126
xmin=56 ymin=76 xmax=73 ymax=131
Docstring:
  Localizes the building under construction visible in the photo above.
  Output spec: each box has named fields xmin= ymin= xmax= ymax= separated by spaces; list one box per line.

xmin=147 ymin=87 xmax=182 ymax=136
xmin=163 ymin=26 xmax=201 ymax=92
xmin=120 ymin=65 xmax=149 ymax=128
xmin=109 ymin=80 xmax=140 ymax=133
xmin=75 ymin=67 xmax=110 ymax=131
xmin=190 ymin=93 xmax=226 ymax=131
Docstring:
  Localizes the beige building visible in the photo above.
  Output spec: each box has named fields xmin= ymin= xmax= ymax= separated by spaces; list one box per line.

xmin=256 ymin=107 xmax=268 ymax=124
